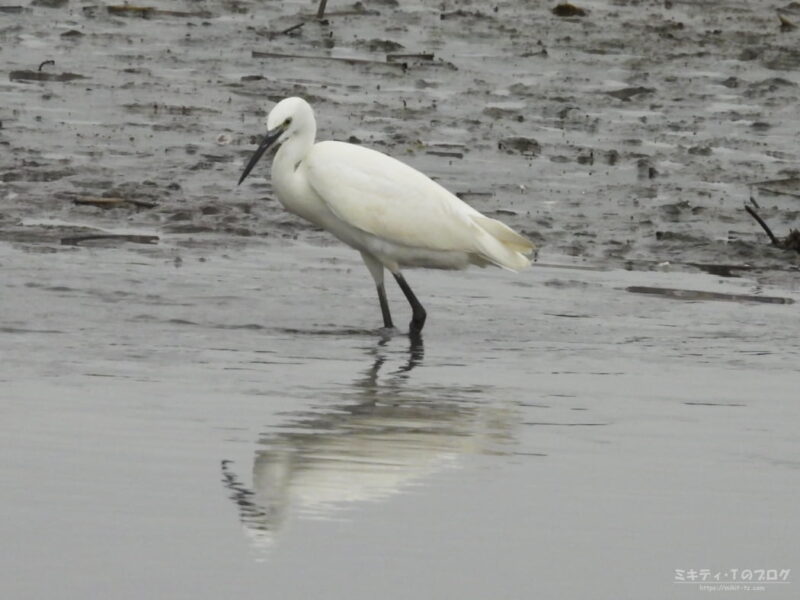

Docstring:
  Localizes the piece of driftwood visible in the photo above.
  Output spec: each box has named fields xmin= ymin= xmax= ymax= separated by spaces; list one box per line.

xmin=73 ymin=197 xmax=158 ymax=209
xmin=387 ymin=53 xmax=434 ymax=62
xmin=61 ymin=234 xmax=159 ymax=246
xmin=281 ymin=22 xmax=304 ymax=35
xmin=251 ymin=50 xmax=404 ymax=68
xmin=605 ymin=86 xmax=655 ymax=101
xmin=686 ymin=263 xmax=751 ymax=278
xmin=552 ymin=2 xmax=587 ymax=17
xmin=10 ymin=70 xmax=86 ymax=82
xmin=106 ymin=5 xmax=213 ymax=17
xmin=745 ymin=204 xmax=800 ymax=252
xmin=752 ymin=176 xmax=800 ymax=199
xmin=627 ymin=286 xmax=793 ymax=304
xmin=425 ymin=150 xmax=463 ymax=159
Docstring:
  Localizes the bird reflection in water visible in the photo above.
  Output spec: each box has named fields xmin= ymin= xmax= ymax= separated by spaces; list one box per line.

xmin=221 ymin=334 xmax=516 ymax=553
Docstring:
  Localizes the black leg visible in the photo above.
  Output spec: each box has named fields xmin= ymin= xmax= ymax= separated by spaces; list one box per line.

xmin=377 ymin=282 xmax=394 ymax=329
xmin=393 ymin=273 xmax=427 ymax=334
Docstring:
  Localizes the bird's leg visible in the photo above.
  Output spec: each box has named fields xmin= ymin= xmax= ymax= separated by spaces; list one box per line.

xmin=393 ymin=273 xmax=427 ymax=334
xmin=376 ymin=282 xmax=394 ymax=329
xmin=361 ymin=252 xmax=395 ymax=331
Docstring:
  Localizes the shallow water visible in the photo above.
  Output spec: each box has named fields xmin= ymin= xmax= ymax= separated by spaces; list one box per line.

xmin=2 ymin=0 xmax=800 ymax=597
xmin=2 ymin=241 xmax=798 ymax=598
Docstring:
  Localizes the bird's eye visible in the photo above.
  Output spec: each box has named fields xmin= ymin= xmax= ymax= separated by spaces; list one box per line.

xmin=283 ymin=117 xmax=292 ymax=126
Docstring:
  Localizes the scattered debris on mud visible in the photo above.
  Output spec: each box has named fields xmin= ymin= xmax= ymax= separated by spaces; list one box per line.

xmin=1 ymin=0 xmax=798 ymax=287
xmin=745 ymin=204 xmax=800 ymax=253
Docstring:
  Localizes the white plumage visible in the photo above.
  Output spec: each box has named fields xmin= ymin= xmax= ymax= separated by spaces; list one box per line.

xmin=238 ymin=97 xmax=534 ymax=334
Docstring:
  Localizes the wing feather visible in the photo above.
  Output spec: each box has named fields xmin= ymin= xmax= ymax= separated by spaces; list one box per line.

xmin=306 ymin=141 xmax=481 ymax=252
xmin=306 ymin=141 xmax=533 ymax=270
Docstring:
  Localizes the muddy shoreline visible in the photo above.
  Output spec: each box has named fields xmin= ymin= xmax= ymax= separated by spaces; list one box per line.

xmin=2 ymin=0 xmax=799 ymax=285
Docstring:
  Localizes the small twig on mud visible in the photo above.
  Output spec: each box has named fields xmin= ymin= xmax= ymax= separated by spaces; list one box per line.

xmin=38 ymin=59 xmax=55 ymax=72
xmin=748 ymin=193 xmax=760 ymax=209
xmin=744 ymin=204 xmax=780 ymax=246
xmin=317 ymin=0 xmax=327 ymax=19
xmin=281 ymin=22 xmax=304 ymax=35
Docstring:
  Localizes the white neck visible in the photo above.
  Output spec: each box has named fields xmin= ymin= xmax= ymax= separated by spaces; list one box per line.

xmin=270 ymin=122 xmax=322 ymax=225
xmin=273 ymin=126 xmax=315 ymax=174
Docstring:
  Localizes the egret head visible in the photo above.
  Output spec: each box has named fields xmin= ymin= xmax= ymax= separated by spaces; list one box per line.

xmin=238 ymin=97 xmax=315 ymax=185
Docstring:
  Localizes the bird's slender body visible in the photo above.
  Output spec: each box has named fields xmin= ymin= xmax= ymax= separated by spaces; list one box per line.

xmin=238 ymin=97 xmax=534 ymax=335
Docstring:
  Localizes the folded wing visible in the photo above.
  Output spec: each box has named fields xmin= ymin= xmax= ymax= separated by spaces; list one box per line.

xmin=306 ymin=141 xmax=534 ymax=271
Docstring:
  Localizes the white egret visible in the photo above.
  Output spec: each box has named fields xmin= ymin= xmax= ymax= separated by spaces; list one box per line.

xmin=238 ymin=97 xmax=534 ymax=334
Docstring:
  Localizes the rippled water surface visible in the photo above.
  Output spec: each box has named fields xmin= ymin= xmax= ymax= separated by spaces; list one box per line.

xmin=2 ymin=242 xmax=798 ymax=598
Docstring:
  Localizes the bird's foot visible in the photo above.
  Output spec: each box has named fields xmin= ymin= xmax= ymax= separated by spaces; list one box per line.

xmin=409 ymin=315 xmax=426 ymax=335
xmin=377 ymin=325 xmax=400 ymax=339
xmin=409 ymin=319 xmax=425 ymax=348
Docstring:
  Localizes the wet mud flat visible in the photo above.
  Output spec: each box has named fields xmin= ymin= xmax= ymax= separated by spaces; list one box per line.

xmin=1 ymin=0 xmax=800 ymax=275
xmin=1 ymin=0 xmax=800 ymax=598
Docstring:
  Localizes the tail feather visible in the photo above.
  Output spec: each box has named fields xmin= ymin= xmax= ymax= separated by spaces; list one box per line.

xmin=471 ymin=215 xmax=534 ymax=253
xmin=470 ymin=215 xmax=535 ymax=271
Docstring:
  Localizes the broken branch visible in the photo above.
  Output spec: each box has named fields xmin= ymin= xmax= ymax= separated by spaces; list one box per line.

xmin=744 ymin=204 xmax=780 ymax=246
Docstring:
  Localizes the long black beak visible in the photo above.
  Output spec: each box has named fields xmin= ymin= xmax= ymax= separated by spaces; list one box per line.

xmin=237 ymin=127 xmax=283 ymax=185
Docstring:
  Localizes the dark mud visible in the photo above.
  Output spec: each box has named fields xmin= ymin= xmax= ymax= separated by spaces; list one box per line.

xmin=1 ymin=0 xmax=799 ymax=284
